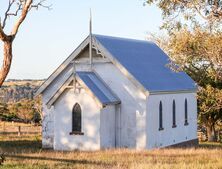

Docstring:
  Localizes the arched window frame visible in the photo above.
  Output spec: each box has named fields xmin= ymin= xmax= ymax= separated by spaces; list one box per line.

xmin=159 ymin=101 xmax=164 ymax=131
xmin=70 ymin=103 xmax=84 ymax=135
xmin=172 ymin=100 xmax=177 ymax=128
xmin=184 ymin=99 xmax=189 ymax=126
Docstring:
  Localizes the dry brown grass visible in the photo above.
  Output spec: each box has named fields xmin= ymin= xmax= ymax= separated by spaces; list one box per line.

xmin=0 ymin=127 xmax=221 ymax=169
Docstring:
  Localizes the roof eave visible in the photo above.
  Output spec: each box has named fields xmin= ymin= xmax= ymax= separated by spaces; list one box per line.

xmin=148 ymin=88 xmax=197 ymax=95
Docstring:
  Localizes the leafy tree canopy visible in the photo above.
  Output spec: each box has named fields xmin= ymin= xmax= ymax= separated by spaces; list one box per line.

xmin=167 ymin=27 xmax=222 ymax=87
xmin=145 ymin=0 xmax=222 ymax=31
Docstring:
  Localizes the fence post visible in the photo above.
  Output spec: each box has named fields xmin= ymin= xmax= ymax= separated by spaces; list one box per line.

xmin=18 ymin=126 xmax=21 ymax=136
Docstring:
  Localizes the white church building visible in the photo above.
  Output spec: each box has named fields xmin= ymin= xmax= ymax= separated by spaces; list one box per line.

xmin=36 ymin=34 xmax=198 ymax=151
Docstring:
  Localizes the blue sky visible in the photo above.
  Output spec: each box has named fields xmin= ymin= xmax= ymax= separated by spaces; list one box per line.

xmin=0 ymin=0 xmax=163 ymax=80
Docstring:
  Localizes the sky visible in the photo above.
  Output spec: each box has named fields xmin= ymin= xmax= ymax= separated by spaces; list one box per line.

xmin=0 ymin=0 xmax=163 ymax=80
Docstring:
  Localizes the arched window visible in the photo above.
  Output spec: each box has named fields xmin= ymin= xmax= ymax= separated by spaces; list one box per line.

xmin=172 ymin=100 xmax=177 ymax=128
xmin=159 ymin=101 xmax=164 ymax=130
xmin=71 ymin=103 xmax=82 ymax=134
xmin=184 ymin=99 xmax=189 ymax=125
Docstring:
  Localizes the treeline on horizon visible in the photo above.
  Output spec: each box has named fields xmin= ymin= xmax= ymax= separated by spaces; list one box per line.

xmin=0 ymin=80 xmax=42 ymax=124
xmin=6 ymin=79 xmax=46 ymax=82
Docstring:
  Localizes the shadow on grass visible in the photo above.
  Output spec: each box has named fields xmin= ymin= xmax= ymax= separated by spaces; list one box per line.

xmin=0 ymin=140 xmax=41 ymax=153
xmin=199 ymin=142 xmax=222 ymax=149
xmin=5 ymin=154 xmax=111 ymax=166
xmin=0 ymin=140 xmax=113 ymax=167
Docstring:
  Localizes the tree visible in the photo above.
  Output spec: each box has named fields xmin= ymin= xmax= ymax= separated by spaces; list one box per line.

xmin=145 ymin=0 xmax=222 ymax=31
xmin=0 ymin=0 xmax=50 ymax=87
xmin=166 ymin=28 xmax=222 ymax=86
xmin=0 ymin=102 xmax=9 ymax=117
xmin=198 ymin=85 xmax=222 ymax=141
xmin=8 ymin=98 xmax=35 ymax=123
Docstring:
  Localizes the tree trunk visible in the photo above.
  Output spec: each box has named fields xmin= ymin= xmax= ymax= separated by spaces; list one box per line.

xmin=206 ymin=124 xmax=216 ymax=142
xmin=0 ymin=41 xmax=13 ymax=87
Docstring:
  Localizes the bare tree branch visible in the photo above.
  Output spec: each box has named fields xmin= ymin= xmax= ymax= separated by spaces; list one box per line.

xmin=7 ymin=4 xmax=23 ymax=17
xmin=2 ymin=0 xmax=16 ymax=29
xmin=10 ymin=0 xmax=33 ymax=37
xmin=31 ymin=0 xmax=52 ymax=10
xmin=10 ymin=0 xmax=51 ymax=37
xmin=191 ymin=2 xmax=208 ymax=20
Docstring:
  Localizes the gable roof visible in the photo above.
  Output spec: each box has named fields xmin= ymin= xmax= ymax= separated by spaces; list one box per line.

xmin=46 ymin=71 xmax=120 ymax=108
xmin=36 ymin=34 xmax=197 ymax=97
xmin=94 ymin=34 xmax=197 ymax=93
xmin=76 ymin=72 xmax=120 ymax=105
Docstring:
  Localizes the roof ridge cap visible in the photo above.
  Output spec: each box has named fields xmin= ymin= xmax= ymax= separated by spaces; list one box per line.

xmin=93 ymin=34 xmax=155 ymax=44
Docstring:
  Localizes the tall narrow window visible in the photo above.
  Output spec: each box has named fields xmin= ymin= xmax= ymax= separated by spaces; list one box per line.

xmin=70 ymin=103 xmax=83 ymax=135
xmin=159 ymin=101 xmax=164 ymax=130
xmin=172 ymin=100 xmax=177 ymax=128
xmin=184 ymin=99 xmax=189 ymax=125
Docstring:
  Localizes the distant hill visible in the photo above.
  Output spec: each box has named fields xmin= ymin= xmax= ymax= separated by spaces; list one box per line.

xmin=0 ymin=79 xmax=44 ymax=103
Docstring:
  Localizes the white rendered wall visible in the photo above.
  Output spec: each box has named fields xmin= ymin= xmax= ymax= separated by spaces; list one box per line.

xmin=42 ymin=95 xmax=54 ymax=148
xmin=41 ymin=65 xmax=89 ymax=149
xmin=53 ymin=88 xmax=101 ymax=151
xmin=100 ymin=105 xmax=116 ymax=148
xmin=40 ymin=50 xmax=92 ymax=149
xmin=146 ymin=93 xmax=197 ymax=149
xmin=94 ymin=63 xmax=147 ymax=149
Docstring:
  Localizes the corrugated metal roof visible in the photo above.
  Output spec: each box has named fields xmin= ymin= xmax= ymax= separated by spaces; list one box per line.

xmin=77 ymin=71 xmax=120 ymax=105
xmin=94 ymin=34 xmax=197 ymax=92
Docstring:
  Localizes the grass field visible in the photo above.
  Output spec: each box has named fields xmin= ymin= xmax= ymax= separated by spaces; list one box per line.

xmin=0 ymin=126 xmax=222 ymax=169
xmin=0 ymin=138 xmax=222 ymax=168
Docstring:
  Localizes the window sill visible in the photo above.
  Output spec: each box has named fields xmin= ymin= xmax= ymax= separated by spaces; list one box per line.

xmin=69 ymin=131 xmax=84 ymax=135
xmin=184 ymin=122 xmax=189 ymax=126
xmin=159 ymin=127 xmax=164 ymax=131
xmin=172 ymin=125 xmax=177 ymax=128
